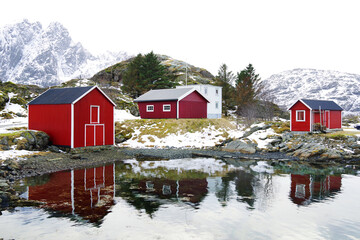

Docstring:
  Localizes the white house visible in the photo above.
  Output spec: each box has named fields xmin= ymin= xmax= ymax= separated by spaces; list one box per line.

xmin=176 ymin=84 xmax=222 ymax=118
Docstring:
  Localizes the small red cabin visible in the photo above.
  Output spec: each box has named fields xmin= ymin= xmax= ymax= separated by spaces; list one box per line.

xmin=289 ymin=99 xmax=343 ymax=132
xmin=134 ymin=88 xmax=209 ymax=119
xmin=28 ymin=86 xmax=115 ymax=148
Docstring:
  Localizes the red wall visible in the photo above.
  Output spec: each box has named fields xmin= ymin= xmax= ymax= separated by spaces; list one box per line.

xmin=74 ymin=88 xmax=114 ymax=148
xmin=28 ymin=104 xmax=72 ymax=146
xmin=330 ymin=110 xmax=342 ymax=129
xmin=179 ymin=91 xmax=207 ymax=118
xmin=137 ymin=101 xmax=177 ymax=119
xmin=290 ymin=101 xmax=311 ymax=131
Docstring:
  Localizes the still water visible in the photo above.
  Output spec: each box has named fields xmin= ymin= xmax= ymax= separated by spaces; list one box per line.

xmin=1 ymin=158 xmax=360 ymax=240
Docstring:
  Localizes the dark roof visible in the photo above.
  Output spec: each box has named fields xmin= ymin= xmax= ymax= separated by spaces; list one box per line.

xmin=300 ymin=99 xmax=343 ymax=111
xmin=28 ymin=86 xmax=94 ymax=105
xmin=134 ymin=88 xmax=209 ymax=102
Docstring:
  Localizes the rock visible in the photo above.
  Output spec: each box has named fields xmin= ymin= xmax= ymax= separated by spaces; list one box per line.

xmin=223 ymin=140 xmax=256 ymax=154
xmin=0 ymin=136 xmax=9 ymax=146
xmin=48 ymin=145 xmax=61 ymax=153
xmin=18 ymin=131 xmax=50 ymax=150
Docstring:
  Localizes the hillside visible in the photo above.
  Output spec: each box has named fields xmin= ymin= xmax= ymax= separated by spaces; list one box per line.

xmin=91 ymin=54 xmax=215 ymax=86
xmin=263 ymin=68 xmax=360 ymax=114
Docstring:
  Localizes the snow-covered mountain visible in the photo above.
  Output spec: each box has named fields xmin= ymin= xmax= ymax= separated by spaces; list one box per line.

xmin=263 ymin=68 xmax=360 ymax=114
xmin=0 ymin=19 xmax=128 ymax=87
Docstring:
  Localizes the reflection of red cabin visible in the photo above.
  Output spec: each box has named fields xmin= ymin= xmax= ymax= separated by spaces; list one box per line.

xmin=290 ymin=174 xmax=342 ymax=205
xmin=134 ymin=88 xmax=209 ymax=119
xmin=289 ymin=99 xmax=342 ymax=132
xmin=28 ymin=86 xmax=115 ymax=148
xmin=28 ymin=165 xmax=115 ymax=223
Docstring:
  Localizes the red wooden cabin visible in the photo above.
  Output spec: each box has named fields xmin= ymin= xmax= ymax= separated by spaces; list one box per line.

xmin=134 ymin=88 xmax=209 ymax=119
xmin=28 ymin=86 xmax=115 ymax=148
xmin=289 ymin=99 xmax=343 ymax=132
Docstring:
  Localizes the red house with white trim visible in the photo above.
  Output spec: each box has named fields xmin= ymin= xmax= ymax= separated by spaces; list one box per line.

xmin=134 ymin=88 xmax=209 ymax=119
xmin=289 ymin=99 xmax=343 ymax=132
xmin=28 ymin=86 xmax=115 ymax=148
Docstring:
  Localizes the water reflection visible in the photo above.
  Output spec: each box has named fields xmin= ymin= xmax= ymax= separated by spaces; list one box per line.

xmin=14 ymin=158 xmax=352 ymax=227
xmin=26 ymin=164 xmax=115 ymax=224
xmin=290 ymin=174 xmax=342 ymax=206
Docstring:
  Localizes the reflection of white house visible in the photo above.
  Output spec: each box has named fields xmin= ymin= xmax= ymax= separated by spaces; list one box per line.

xmin=177 ymin=84 xmax=222 ymax=119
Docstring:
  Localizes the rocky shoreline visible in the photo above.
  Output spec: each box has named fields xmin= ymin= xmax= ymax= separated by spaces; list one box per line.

xmin=1 ymin=125 xmax=360 ymax=213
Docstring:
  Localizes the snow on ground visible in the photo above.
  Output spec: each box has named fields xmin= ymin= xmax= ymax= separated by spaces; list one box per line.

xmin=114 ymin=109 xmax=139 ymax=122
xmin=119 ymin=124 xmax=244 ymax=148
xmin=246 ymin=127 xmax=278 ymax=149
xmin=0 ymin=149 xmax=37 ymax=160
xmin=0 ymin=117 xmax=27 ymax=134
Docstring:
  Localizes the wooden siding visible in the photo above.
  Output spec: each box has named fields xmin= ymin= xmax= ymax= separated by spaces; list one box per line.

xmin=179 ymin=91 xmax=207 ymax=118
xmin=73 ymin=88 xmax=114 ymax=148
xmin=290 ymin=101 xmax=311 ymax=131
xmin=137 ymin=101 xmax=177 ymax=119
xmin=28 ymin=104 xmax=72 ymax=146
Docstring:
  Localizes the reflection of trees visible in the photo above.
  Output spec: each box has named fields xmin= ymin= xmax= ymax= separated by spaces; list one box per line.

xmin=215 ymin=170 xmax=275 ymax=210
xmin=115 ymin=163 xmax=208 ymax=216
xmin=216 ymin=170 xmax=257 ymax=208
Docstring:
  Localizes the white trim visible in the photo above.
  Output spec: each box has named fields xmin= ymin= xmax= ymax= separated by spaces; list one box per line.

xmin=176 ymin=100 xmax=179 ymax=119
xmin=163 ymin=104 xmax=171 ymax=112
xmin=90 ymin=105 xmax=100 ymax=123
xmin=113 ymin=105 xmax=115 ymax=146
xmin=71 ymin=103 xmax=74 ymax=148
xmin=146 ymin=105 xmax=154 ymax=112
xmin=177 ymin=89 xmax=210 ymax=103
xmin=310 ymin=110 xmax=313 ymax=131
xmin=84 ymin=124 xmax=105 ymax=146
xmin=296 ymin=110 xmax=306 ymax=122
xmin=290 ymin=110 xmax=292 ymax=131
xmin=325 ymin=110 xmax=330 ymax=128
xmin=72 ymin=85 xmax=116 ymax=106
xmin=288 ymin=99 xmax=312 ymax=111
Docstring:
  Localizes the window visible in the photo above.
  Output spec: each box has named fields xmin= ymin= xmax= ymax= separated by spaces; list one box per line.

xmin=215 ymin=89 xmax=219 ymax=95
xmin=215 ymin=102 xmax=219 ymax=109
xmin=146 ymin=105 xmax=154 ymax=112
xmin=296 ymin=110 xmax=305 ymax=121
xmin=90 ymin=106 xmax=100 ymax=123
xmin=163 ymin=104 xmax=171 ymax=112
xmin=205 ymin=87 xmax=208 ymax=94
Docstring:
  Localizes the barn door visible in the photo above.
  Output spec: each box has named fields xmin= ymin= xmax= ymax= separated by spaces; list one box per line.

xmin=325 ymin=111 xmax=330 ymax=128
xmin=85 ymin=124 xmax=105 ymax=146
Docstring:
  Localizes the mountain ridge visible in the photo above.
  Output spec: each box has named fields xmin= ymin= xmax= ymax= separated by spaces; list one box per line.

xmin=0 ymin=19 xmax=128 ymax=87
xmin=263 ymin=68 xmax=360 ymax=114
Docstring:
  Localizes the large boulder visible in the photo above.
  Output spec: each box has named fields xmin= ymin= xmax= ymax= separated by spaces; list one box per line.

xmin=223 ymin=140 xmax=256 ymax=154
xmin=17 ymin=131 xmax=50 ymax=151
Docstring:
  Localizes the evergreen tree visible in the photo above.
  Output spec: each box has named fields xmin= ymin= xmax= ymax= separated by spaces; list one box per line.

xmin=214 ymin=64 xmax=235 ymax=116
xmin=122 ymin=51 xmax=175 ymax=98
xmin=121 ymin=54 xmax=144 ymax=98
xmin=235 ymin=64 xmax=263 ymax=116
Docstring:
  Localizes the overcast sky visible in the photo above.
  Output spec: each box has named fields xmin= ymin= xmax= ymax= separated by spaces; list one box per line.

xmin=1 ymin=0 xmax=360 ymax=79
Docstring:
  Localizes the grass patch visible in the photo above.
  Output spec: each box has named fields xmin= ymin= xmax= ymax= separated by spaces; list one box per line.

xmin=269 ymin=121 xmax=290 ymax=134
xmin=116 ymin=118 xmax=237 ymax=140
xmin=323 ymin=131 xmax=358 ymax=140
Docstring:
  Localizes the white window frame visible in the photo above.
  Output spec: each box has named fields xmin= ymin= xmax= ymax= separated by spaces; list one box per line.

xmin=296 ymin=110 xmax=306 ymax=122
xmin=90 ymin=105 xmax=100 ymax=124
xmin=163 ymin=104 xmax=171 ymax=112
xmin=146 ymin=105 xmax=154 ymax=112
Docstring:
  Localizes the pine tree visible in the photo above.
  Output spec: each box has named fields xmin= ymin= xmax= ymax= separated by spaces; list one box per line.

xmin=121 ymin=54 xmax=144 ymax=98
xmin=121 ymin=51 xmax=175 ymax=98
xmin=235 ymin=64 xmax=263 ymax=116
xmin=214 ymin=64 xmax=235 ymax=116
